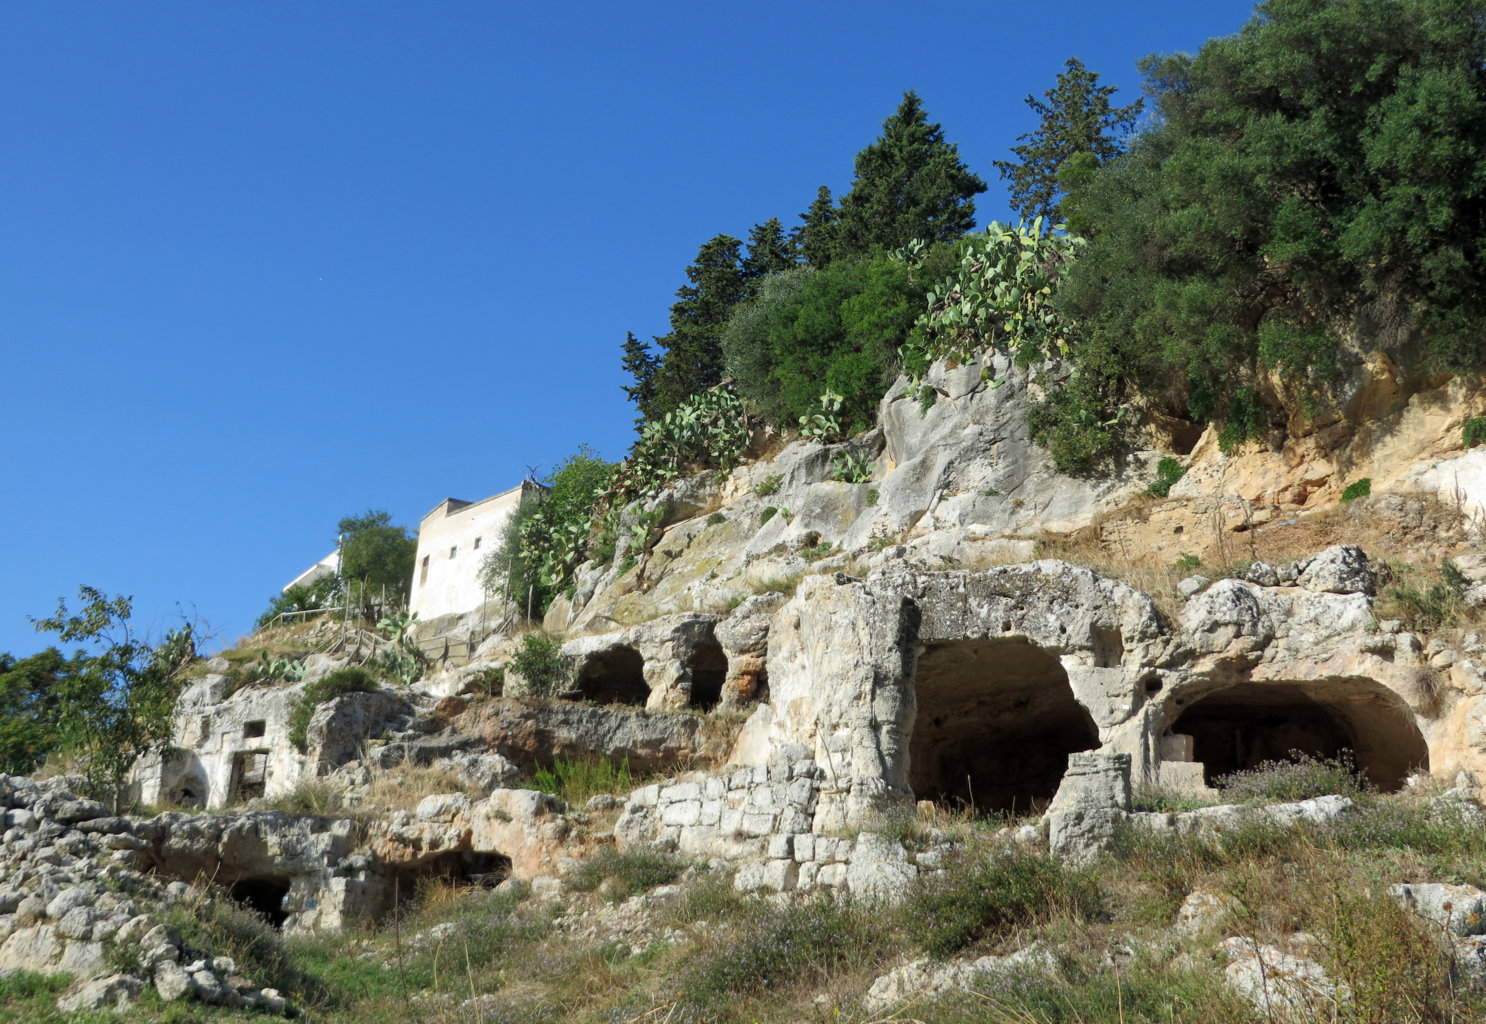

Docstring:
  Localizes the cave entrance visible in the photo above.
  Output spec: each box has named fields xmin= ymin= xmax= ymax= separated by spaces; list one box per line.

xmin=1167 ymin=679 xmax=1428 ymax=792
xmin=687 ymin=640 xmax=728 ymax=711
xmin=575 ymin=646 xmax=649 ymax=706
xmin=386 ymin=851 xmax=512 ymax=906
xmin=229 ymin=877 xmax=291 ymax=928
xmin=910 ymin=638 xmax=1099 ymax=815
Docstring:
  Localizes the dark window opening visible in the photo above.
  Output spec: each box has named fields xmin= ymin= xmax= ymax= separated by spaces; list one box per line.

xmin=687 ymin=641 xmax=728 ymax=711
xmin=1167 ymin=680 xmax=1428 ymax=792
xmin=170 ymin=776 xmax=207 ymax=809
xmin=243 ymin=720 xmax=266 ymax=739
xmin=229 ymin=877 xmax=292 ymax=929
xmin=231 ymin=751 xmax=269 ymax=802
xmin=420 ymin=556 xmax=430 ymax=586
xmin=574 ymin=646 xmax=649 ymax=706
xmin=910 ymin=638 xmax=1099 ymax=815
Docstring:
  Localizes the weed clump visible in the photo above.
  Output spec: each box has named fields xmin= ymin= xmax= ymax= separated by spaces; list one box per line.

xmin=1212 ymin=751 xmax=1367 ymax=804
xmin=901 ymin=850 xmax=1104 ymax=959
xmin=1146 ymin=456 xmax=1186 ymax=497
xmin=529 ymin=755 xmax=633 ymax=807
xmin=565 ymin=847 xmax=687 ymax=902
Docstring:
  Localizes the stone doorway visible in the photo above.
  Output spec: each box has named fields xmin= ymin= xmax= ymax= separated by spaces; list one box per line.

xmin=909 ymin=638 xmax=1100 ymax=814
xmin=1165 ymin=679 xmax=1428 ymax=791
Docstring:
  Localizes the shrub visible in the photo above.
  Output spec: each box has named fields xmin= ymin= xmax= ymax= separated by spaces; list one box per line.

xmin=758 ymin=506 xmax=778 ymax=525
xmin=1387 ymin=560 xmax=1469 ymax=631
xmin=832 ymin=449 xmax=875 ymax=483
xmin=866 ymin=488 xmax=879 ymax=506
xmin=1146 ymin=456 xmax=1186 ymax=498
xmin=564 ymin=846 xmax=686 ymax=901
xmin=753 ymin=474 xmax=782 ymax=497
xmin=1465 ymin=417 xmax=1486 ymax=449
xmin=705 ymin=511 xmax=725 ymax=526
xmin=255 ymin=575 xmax=338 ymax=631
xmin=1342 ymin=477 xmax=1372 ymax=502
xmin=509 ymin=633 xmax=570 ymax=698
xmin=1212 ymin=751 xmax=1367 ymax=803
xmin=288 ymin=667 xmax=378 ymax=751
xmin=529 ymin=754 xmax=633 ymax=806
xmin=900 ymin=849 xmax=1104 ymax=958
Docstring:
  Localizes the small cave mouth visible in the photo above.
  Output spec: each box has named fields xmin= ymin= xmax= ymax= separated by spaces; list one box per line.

xmin=229 ymin=877 xmax=292 ymax=929
xmin=386 ymin=851 xmax=513 ymax=904
xmin=1166 ymin=679 xmax=1429 ymax=792
xmin=910 ymin=638 xmax=1099 ymax=815
xmin=574 ymin=646 xmax=649 ymax=706
xmin=687 ymin=640 xmax=728 ymax=712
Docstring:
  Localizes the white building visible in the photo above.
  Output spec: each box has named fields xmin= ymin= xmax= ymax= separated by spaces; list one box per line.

xmin=409 ymin=482 xmax=542 ymax=621
xmin=282 ymin=551 xmax=339 ymax=593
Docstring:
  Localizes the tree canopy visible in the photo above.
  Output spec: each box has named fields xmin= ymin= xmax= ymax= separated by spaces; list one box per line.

xmin=994 ymin=58 xmax=1142 ymax=224
xmin=1041 ymin=0 xmax=1486 ymax=472
xmin=338 ymin=510 xmax=418 ymax=601
xmin=833 ymin=91 xmax=987 ymax=258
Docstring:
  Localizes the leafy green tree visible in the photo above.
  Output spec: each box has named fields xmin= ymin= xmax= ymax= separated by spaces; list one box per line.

xmin=649 ymin=234 xmax=750 ymax=415
xmin=794 ymin=185 xmax=842 ymax=267
xmin=337 ymin=510 xmax=417 ymax=605
xmin=31 ymin=587 xmax=196 ymax=805
xmin=834 ymin=91 xmax=987 ymax=256
xmin=254 ymin=574 xmax=339 ymax=631
xmin=0 ymin=648 xmax=79 ymax=775
xmin=742 ymin=217 xmax=799 ymax=281
xmin=993 ymin=58 xmax=1142 ymax=223
xmin=1049 ymin=0 xmax=1486 ymax=472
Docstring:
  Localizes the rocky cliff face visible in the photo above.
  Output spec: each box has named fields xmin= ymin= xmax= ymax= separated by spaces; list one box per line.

xmin=14 ymin=352 xmax=1486 ymax=1015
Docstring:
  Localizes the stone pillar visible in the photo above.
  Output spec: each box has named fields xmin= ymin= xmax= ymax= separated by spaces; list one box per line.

xmin=1047 ymin=752 xmax=1131 ymax=864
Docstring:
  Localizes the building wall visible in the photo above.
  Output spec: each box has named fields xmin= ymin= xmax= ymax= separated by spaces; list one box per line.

xmin=409 ymin=483 xmax=539 ymax=621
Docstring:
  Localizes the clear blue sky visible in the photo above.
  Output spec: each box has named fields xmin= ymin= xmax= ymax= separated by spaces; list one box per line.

xmin=1 ymin=0 xmax=1258 ymax=657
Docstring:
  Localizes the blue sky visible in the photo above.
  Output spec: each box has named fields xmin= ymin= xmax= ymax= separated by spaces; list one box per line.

xmin=1 ymin=0 xmax=1258 ymax=657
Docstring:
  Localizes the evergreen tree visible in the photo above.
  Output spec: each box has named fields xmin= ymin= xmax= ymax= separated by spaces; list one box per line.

xmin=742 ymin=217 xmax=799 ymax=282
xmin=994 ymin=58 xmax=1142 ymax=224
xmin=793 ymin=185 xmax=840 ymax=267
xmin=834 ymin=91 xmax=987 ymax=255
xmin=650 ymin=234 xmax=748 ymax=414
xmin=619 ymin=331 xmax=660 ymax=425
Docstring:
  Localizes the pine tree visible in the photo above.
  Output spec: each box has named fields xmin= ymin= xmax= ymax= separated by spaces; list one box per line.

xmin=649 ymin=234 xmax=748 ymax=415
xmin=742 ymin=217 xmax=799 ymax=282
xmin=619 ymin=331 xmax=660 ymax=425
xmin=793 ymin=185 xmax=841 ymax=267
xmin=834 ymin=91 xmax=987 ymax=255
xmin=994 ymin=58 xmax=1143 ymax=224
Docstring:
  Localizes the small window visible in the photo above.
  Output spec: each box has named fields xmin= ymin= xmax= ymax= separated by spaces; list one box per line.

xmin=474 ymin=537 xmax=481 ymax=550
xmin=450 ymin=545 xmax=457 ymax=558
xmin=243 ymin=720 xmax=266 ymax=739
xmin=420 ymin=556 xmax=429 ymax=586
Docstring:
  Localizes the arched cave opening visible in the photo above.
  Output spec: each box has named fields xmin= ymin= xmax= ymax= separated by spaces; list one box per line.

xmin=910 ymin=638 xmax=1100 ymax=815
xmin=1166 ymin=679 xmax=1428 ymax=792
xmin=386 ymin=851 xmax=512 ymax=905
xmin=229 ymin=877 xmax=292 ymax=929
xmin=574 ymin=646 xmax=649 ymax=706
xmin=687 ymin=640 xmax=728 ymax=711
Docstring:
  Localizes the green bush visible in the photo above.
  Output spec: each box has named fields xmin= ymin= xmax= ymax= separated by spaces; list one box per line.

xmin=1212 ymin=751 xmax=1367 ymax=803
xmin=758 ymin=506 xmax=778 ymax=525
xmin=288 ymin=667 xmax=378 ymax=752
xmin=564 ymin=846 xmax=686 ymax=902
xmin=1465 ymin=417 xmax=1486 ymax=449
xmin=1146 ymin=457 xmax=1186 ymax=498
xmin=255 ymin=575 xmax=339 ymax=631
xmin=509 ymin=633 xmax=570 ymax=698
xmin=752 ymin=474 xmax=782 ymax=497
xmin=901 ymin=850 xmax=1104 ymax=959
xmin=1341 ymin=477 xmax=1372 ymax=502
xmin=724 ymin=250 xmax=951 ymax=433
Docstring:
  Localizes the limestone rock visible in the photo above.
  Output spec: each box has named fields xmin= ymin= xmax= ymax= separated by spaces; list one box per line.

xmin=1391 ymin=882 xmax=1486 ymax=936
xmin=56 ymin=973 xmax=142 ymax=1013
xmin=1295 ymin=544 xmax=1377 ymax=595
xmin=1222 ymin=935 xmax=1345 ymax=1021
xmin=862 ymin=944 xmax=1056 ymax=1016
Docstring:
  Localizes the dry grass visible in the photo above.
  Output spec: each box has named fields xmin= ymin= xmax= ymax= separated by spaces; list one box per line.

xmin=361 ymin=761 xmax=485 ymax=813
